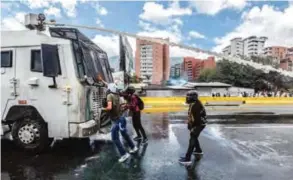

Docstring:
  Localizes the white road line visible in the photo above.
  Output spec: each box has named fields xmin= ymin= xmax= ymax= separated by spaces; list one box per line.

xmin=224 ymin=126 xmax=293 ymax=129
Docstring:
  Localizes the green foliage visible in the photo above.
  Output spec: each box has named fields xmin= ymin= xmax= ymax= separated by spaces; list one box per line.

xmin=129 ymin=74 xmax=142 ymax=83
xmin=198 ymin=68 xmax=217 ymax=82
xmin=198 ymin=59 xmax=293 ymax=91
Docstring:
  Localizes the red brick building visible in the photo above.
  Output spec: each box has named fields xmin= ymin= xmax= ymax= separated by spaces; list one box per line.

xmin=182 ymin=56 xmax=216 ymax=81
xmin=135 ymin=38 xmax=170 ymax=84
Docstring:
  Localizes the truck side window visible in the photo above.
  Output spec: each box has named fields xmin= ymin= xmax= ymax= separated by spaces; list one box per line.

xmin=1 ymin=51 xmax=13 ymax=67
xmin=31 ymin=49 xmax=62 ymax=74
xmin=31 ymin=50 xmax=42 ymax=72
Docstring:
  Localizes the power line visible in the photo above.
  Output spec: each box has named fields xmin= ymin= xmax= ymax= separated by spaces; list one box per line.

xmin=45 ymin=21 xmax=293 ymax=77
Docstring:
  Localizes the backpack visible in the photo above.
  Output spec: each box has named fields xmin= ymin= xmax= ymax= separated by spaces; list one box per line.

xmin=134 ymin=94 xmax=144 ymax=110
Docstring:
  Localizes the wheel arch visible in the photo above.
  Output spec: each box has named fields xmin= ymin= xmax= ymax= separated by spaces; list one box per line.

xmin=4 ymin=105 xmax=47 ymax=125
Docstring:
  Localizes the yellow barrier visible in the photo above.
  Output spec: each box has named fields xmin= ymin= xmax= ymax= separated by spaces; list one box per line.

xmin=141 ymin=97 xmax=293 ymax=105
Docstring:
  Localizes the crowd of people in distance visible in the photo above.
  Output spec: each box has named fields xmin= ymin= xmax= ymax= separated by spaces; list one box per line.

xmin=212 ymin=91 xmax=293 ymax=97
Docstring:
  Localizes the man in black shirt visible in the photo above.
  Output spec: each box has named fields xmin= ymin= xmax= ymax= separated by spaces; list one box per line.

xmin=179 ymin=90 xmax=207 ymax=165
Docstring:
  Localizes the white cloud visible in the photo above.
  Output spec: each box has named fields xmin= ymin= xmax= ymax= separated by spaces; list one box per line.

xmin=1 ymin=12 xmax=26 ymax=31
xmin=92 ymin=35 xmax=119 ymax=57
xmin=139 ymin=1 xmax=192 ymax=25
xmin=23 ymin=0 xmax=77 ymax=17
xmin=188 ymin=31 xmax=206 ymax=39
xmin=58 ymin=0 xmax=77 ymax=17
xmin=44 ymin=6 xmax=61 ymax=18
xmin=190 ymin=0 xmax=247 ymax=15
xmin=25 ymin=0 xmax=50 ymax=9
xmin=212 ymin=4 xmax=293 ymax=52
xmin=96 ymin=18 xmax=104 ymax=28
xmin=96 ymin=4 xmax=108 ymax=16
xmin=1 ymin=2 xmax=19 ymax=10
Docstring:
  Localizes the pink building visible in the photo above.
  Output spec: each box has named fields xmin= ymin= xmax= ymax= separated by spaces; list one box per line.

xmin=182 ymin=56 xmax=216 ymax=81
xmin=135 ymin=38 xmax=170 ymax=84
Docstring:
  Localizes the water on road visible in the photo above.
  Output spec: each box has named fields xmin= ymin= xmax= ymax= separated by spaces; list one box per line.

xmin=2 ymin=112 xmax=293 ymax=180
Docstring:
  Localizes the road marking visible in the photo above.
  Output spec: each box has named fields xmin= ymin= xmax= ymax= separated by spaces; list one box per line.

xmin=223 ymin=126 xmax=293 ymax=129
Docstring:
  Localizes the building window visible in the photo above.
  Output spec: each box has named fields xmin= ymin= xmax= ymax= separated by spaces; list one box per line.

xmin=31 ymin=50 xmax=43 ymax=72
xmin=1 ymin=51 xmax=13 ymax=67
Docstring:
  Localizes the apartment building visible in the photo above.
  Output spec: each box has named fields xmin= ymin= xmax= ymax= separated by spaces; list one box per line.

xmin=263 ymin=46 xmax=287 ymax=61
xmin=135 ymin=38 xmax=170 ymax=84
xmin=170 ymin=63 xmax=181 ymax=78
xmin=182 ymin=56 xmax=216 ymax=81
xmin=222 ymin=45 xmax=231 ymax=56
xmin=243 ymin=36 xmax=267 ymax=56
xmin=230 ymin=37 xmax=243 ymax=56
xmin=280 ymin=59 xmax=293 ymax=71
xmin=222 ymin=36 xmax=268 ymax=57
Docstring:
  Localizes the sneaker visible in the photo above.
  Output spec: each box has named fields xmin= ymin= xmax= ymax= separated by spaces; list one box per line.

xmin=193 ymin=151 xmax=203 ymax=155
xmin=141 ymin=138 xmax=148 ymax=144
xmin=129 ymin=146 xmax=138 ymax=154
xmin=178 ymin=157 xmax=192 ymax=165
xmin=118 ymin=153 xmax=130 ymax=163
xmin=133 ymin=136 xmax=142 ymax=141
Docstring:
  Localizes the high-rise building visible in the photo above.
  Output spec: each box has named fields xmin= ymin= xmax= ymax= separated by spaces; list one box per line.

xmin=243 ymin=36 xmax=267 ymax=56
xmin=182 ymin=56 xmax=216 ymax=81
xmin=170 ymin=63 xmax=181 ymax=78
xmin=263 ymin=46 xmax=287 ymax=62
xmin=285 ymin=47 xmax=293 ymax=61
xmin=135 ymin=38 xmax=170 ymax=84
xmin=222 ymin=45 xmax=231 ymax=56
xmin=222 ymin=36 xmax=268 ymax=57
xmin=230 ymin=37 xmax=243 ymax=56
xmin=280 ymin=59 xmax=293 ymax=71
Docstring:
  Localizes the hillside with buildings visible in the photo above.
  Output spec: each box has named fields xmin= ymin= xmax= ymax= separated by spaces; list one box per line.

xmin=222 ymin=36 xmax=293 ymax=72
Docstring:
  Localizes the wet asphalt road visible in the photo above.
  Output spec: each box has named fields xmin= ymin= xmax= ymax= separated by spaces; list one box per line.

xmin=2 ymin=112 xmax=293 ymax=180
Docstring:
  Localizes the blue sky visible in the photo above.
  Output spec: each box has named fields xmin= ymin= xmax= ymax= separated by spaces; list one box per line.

xmin=1 ymin=0 xmax=293 ymax=59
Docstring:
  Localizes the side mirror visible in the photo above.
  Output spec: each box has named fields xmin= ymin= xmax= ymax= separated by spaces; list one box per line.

xmin=41 ymin=44 xmax=60 ymax=88
xmin=41 ymin=44 xmax=60 ymax=77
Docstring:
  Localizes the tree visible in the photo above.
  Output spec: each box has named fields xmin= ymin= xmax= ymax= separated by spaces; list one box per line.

xmin=129 ymin=74 xmax=142 ymax=83
xmin=198 ymin=68 xmax=217 ymax=82
xmin=212 ymin=59 xmax=293 ymax=91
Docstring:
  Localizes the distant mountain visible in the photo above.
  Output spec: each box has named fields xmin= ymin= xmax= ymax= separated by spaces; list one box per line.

xmin=170 ymin=57 xmax=183 ymax=66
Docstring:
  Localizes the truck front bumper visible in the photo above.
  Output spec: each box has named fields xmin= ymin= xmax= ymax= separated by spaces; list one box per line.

xmin=69 ymin=120 xmax=98 ymax=138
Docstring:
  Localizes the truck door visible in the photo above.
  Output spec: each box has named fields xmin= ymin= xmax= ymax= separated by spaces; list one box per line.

xmin=14 ymin=44 xmax=69 ymax=138
xmin=1 ymin=49 xmax=16 ymax=120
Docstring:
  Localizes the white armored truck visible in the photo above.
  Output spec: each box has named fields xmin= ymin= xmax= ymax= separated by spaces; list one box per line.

xmin=1 ymin=13 xmax=112 ymax=152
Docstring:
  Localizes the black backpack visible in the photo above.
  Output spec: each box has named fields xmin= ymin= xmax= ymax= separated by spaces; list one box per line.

xmin=134 ymin=94 xmax=144 ymax=110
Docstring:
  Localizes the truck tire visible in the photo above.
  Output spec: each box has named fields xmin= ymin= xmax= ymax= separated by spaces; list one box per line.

xmin=12 ymin=118 xmax=49 ymax=153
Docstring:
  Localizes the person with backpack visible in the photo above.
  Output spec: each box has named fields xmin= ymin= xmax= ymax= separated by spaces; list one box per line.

xmin=124 ymin=86 xmax=148 ymax=144
xmin=179 ymin=90 xmax=207 ymax=165
xmin=101 ymin=83 xmax=138 ymax=163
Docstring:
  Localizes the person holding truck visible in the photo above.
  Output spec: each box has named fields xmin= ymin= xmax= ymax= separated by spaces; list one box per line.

xmin=179 ymin=90 xmax=207 ymax=165
xmin=98 ymin=76 xmax=138 ymax=163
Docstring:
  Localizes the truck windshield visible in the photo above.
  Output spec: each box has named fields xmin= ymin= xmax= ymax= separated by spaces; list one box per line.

xmin=49 ymin=27 xmax=113 ymax=83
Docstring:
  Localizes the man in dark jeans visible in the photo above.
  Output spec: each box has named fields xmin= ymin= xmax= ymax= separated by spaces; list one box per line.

xmin=124 ymin=86 xmax=148 ymax=144
xmin=179 ymin=90 xmax=207 ymax=165
xmin=102 ymin=83 xmax=138 ymax=163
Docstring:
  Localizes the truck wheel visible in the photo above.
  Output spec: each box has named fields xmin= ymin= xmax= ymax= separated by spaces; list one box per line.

xmin=12 ymin=118 xmax=49 ymax=152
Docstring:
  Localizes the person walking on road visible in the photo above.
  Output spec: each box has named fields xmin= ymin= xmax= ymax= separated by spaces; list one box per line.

xmin=179 ymin=90 xmax=207 ymax=165
xmin=102 ymin=83 xmax=138 ymax=163
xmin=124 ymin=86 xmax=148 ymax=144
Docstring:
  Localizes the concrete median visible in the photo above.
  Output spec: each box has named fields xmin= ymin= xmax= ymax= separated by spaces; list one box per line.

xmin=141 ymin=97 xmax=293 ymax=106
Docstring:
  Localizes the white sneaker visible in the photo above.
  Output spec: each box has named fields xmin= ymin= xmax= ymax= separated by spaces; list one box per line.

xmin=118 ymin=153 xmax=130 ymax=163
xmin=129 ymin=146 xmax=138 ymax=154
